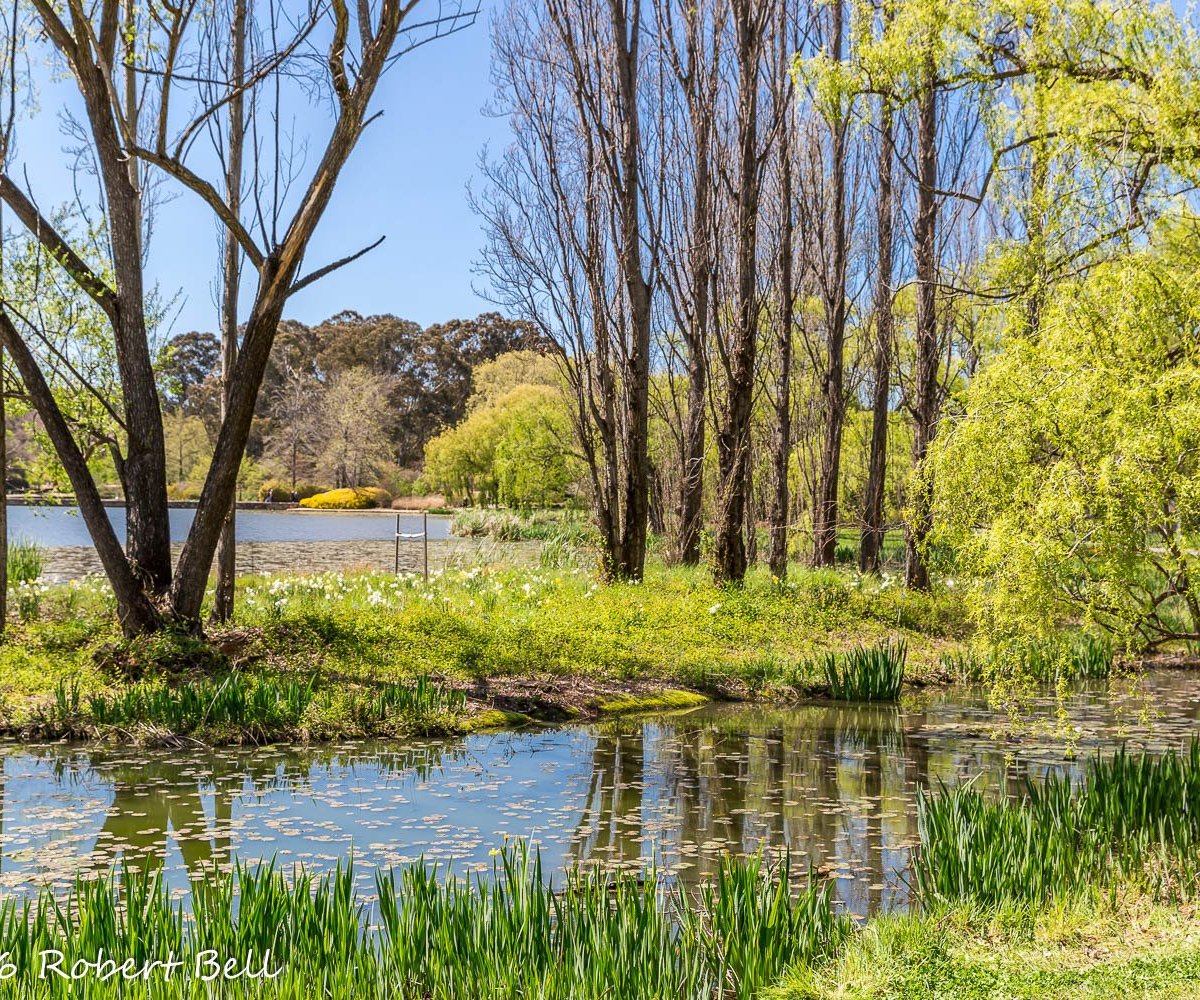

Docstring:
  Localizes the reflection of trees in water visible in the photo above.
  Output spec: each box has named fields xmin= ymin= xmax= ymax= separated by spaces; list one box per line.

xmin=568 ymin=706 xmax=922 ymax=914
xmin=572 ymin=727 xmax=645 ymax=866
xmin=5 ymin=741 xmax=458 ymax=882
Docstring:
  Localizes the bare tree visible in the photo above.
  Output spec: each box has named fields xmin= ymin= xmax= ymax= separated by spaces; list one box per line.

xmin=478 ymin=0 xmax=658 ymax=581
xmin=212 ymin=0 xmax=248 ymax=624
xmin=652 ymin=0 xmax=722 ymax=566
xmin=763 ymin=0 xmax=803 ymax=579
xmin=710 ymin=0 xmax=773 ymax=584
xmin=0 ymin=0 xmax=19 ymax=634
xmin=0 ymin=0 xmax=476 ymax=633
xmin=808 ymin=0 xmax=852 ymax=568
xmin=860 ymin=2 xmax=896 ymax=575
xmin=264 ymin=368 xmax=321 ymax=492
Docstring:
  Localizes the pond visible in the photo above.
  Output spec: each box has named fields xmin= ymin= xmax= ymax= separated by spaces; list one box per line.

xmin=8 ymin=505 xmax=452 ymax=548
xmin=0 ymin=670 xmax=1196 ymax=918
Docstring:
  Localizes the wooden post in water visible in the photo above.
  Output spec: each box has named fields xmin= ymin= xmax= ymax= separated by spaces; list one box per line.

xmin=423 ymin=510 xmax=429 ymax=582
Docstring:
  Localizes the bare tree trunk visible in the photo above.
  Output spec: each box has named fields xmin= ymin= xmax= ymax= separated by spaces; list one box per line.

xmin=679 ymin=338 xmax=707 ymax=565
xmin=0 ymin=349 xmax=6 ymax=636
xmin=905 ymin=56 xmax=939 ymax=591
xmin=613 ymin=0 xmax=653 ymax=581
xmin=672 ymin=2 xmax=719 ymax=568
xmin=212 ymin=0 xmax=248 ymax=624
xmin=860 ymin=83 xmax=894 ymax=574
xmin=812 ymin=0 xmax=849 ymax=568
xmin=0 ymin=314 xmax=159 ymax=633
xmin=713 ymin=0 xmax=767 ymax=585
xmin=766 ymin=7 xmax=795 ymax=581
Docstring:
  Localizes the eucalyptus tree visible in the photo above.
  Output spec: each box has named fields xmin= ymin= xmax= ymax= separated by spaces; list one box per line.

xmin=0 ymin=0 xmax=476 ymax=634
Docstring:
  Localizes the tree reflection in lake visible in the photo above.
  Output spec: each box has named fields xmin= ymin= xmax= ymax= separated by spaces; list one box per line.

xmin=0 ymin=671 xmax=1196 ymax=916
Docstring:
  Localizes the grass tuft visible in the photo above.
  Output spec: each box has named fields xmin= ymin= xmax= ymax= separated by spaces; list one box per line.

xmin=823 ymin=640 xmax=906 ymax=701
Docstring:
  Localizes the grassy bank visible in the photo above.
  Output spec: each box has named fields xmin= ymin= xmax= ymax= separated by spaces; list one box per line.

xmin=772 ymin=895 xmax=1200 ymax=999
xmin=0 ymin=562 xmax=972 ymax=742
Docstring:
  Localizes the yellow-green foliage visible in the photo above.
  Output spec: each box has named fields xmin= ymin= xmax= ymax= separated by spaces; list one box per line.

xmin=930 ymin=222 xmax=1200 ymax=650
xmin=300 ymin=486 xmax=392 ymax=509
xmin=425 ymin=384 xmax=579 ymax=507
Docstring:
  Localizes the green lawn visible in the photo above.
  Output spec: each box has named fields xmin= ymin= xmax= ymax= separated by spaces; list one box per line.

xmin=774 ymin=896 xmax=1200 ymax=999
xmin=0 ymin=562 xmax=969 ymax=726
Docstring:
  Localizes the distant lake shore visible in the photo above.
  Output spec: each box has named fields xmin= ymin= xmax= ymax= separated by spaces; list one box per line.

xmin=7 ymin=504 xmax=453 ymax=550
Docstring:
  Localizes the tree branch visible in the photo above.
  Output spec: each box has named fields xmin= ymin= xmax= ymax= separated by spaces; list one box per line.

xmin=130 ymin=146 xmax=265 ymax=268
xmin=0 ymin=174 xmax=118 ymax=320
xmin=288 ymin=235 xmax=386 ymax=296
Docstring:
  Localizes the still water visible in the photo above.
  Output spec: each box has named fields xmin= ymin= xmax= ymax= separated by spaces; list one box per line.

xmin=9 ymin=505 xmax=452 ymax=547
xmin=0 ymin=671 xmax=1196 ymax=917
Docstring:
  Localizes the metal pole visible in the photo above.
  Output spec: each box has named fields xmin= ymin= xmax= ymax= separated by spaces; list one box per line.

xmin=422 ymin=510 xmax=429 ymax=582
xmin=394 ymin=513 xmax=401 ymax=574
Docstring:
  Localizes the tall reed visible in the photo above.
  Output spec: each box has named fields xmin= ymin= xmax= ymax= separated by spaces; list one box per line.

xmin=7 ymin=536 xmax=44 ymax=585
xmin=0 ymin=844 xmax=849 ymax=999
xmin=823 ymin=640 xmax=906 ymax=702
xmin=915 ymin=739 xmax=1200 ymax=905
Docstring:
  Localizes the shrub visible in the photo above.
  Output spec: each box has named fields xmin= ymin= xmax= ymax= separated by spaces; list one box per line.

xmin=300 ymin=486 xmax=392 ymax=509
xmin=165 ymin=481 xmax=200 ymax=500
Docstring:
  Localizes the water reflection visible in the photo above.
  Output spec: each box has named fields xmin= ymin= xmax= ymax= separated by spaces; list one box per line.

xmin=0 ymin=671 xmax=1197 ymax=917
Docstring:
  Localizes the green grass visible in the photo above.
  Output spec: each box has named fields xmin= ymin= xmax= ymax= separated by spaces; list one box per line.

xmin=0 ymin=564 xmax=969 ymax=735
xmin=915 ymin=740 xmax=1200 ymax=906
xmin=0 ymin=844 xmax=850 ymax=999
xmin=31 ymin=672 xmax=469 ymax=743
xmin=822 ymin=640 xmax=907 ymax=701
xmin=771 ymin=896 xmax=1200 ymax=999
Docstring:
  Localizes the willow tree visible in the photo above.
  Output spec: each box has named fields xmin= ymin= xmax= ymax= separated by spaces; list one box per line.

xmin=0 ymin=0 xmax=474 ymax=634
xmin=931 ymin=230 xmax=1200 ymax=649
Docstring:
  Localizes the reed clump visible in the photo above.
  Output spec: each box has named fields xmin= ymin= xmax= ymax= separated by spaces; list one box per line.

xmin=915 ymin=739 xmax=1200 ymax=905
xmin=939 ymin=634 xmax=1114 ymax=684
xmin=0 ymin=844 xmax=849 ymax=999
xmin=822 ymin=640 xmax=906 ymax=702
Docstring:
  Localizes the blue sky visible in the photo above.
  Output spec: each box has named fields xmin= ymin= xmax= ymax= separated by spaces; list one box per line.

xmin=13 ymin=5 xmax=507 ymax=339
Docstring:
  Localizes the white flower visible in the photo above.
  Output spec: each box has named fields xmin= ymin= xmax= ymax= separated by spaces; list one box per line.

xmin=707 ymin=603 xmax=721 ymax=615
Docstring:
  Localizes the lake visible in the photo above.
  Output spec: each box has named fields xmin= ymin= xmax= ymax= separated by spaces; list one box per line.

xmin=0 ymin=670 xmax=1195 ymax=918
xmin=8 ymin=505 xmax=452 ymax=547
